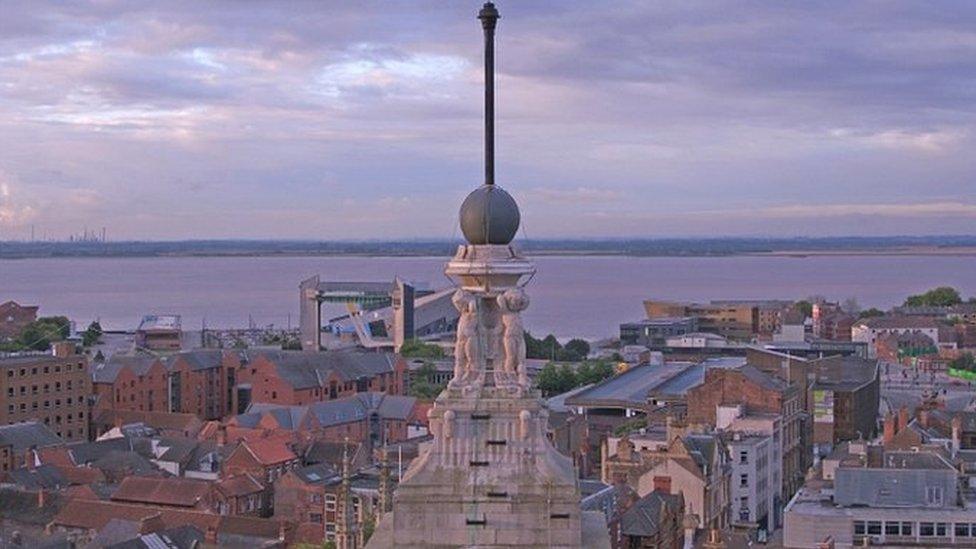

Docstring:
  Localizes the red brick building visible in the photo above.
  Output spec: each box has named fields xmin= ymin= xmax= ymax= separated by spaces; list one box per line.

xmin=233 ymin=350 xmax=407 ymax=412
xmin=0 ymin=301 xmax=38 ymax=340
xmin=92 ymin=350 xmax=406 ymax=422
xmin=214 ymin=473 xmax=266 ymax=516
xmin=1 ymin=347 xmax=91 ymax=442
xmin=227 ymin=393 xmax=419 ymax=449
xmin=110 ymin=476 xmax=213 ymax=511
xmin=686 ymin=364 xmax=806 ymax=500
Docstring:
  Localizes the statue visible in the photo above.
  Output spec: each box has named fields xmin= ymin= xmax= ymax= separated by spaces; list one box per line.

xmin=497 ymin=288 xmax=529 ymax=385
xmin=450 ymin=290 xmax=481 ymax=386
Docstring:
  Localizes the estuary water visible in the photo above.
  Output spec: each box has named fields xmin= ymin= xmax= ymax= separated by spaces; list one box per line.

xmin=2 ymin=254 xmax=974 ymax=339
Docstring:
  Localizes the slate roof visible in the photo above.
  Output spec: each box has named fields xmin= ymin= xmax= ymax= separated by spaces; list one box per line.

xmin=105 ymin=525 xmax=205 ymax=549
xmin=811 ymin=356 xmax=879 ymax=392
xmin=292 ymin=463 xmax=340 ymax=485
xmin=239 ymin=392 xmax=417 ymax=430
xmin=567 ymin=358 xmax=743 ymax=409
xmin=683 ymin=434 xmax=721 ymax=473
xmin=618 ymin=491 xmax=683 ymax=538
xmin=304 ymin=440 xmax=367 ymax=469
xmin=168 ymin=349 xmax=223 ymax=371
xmin=0 ymin=421 xmax=63 ymax=452
xmin=4 ymin=463 xmax=67 ymax=490
xmin=255 ymin=350 xmax=397 ymax=388
xmin=68 ymin=437 xmax=140 ymax=465
xmin=738 ymin=364 xmax=789 ymax=391
xmin=858 ymin=316 xmax=942 ymax=329
xmin=0 ymin=487 xmax=67 ymax=527
xmin=92 ymin=355 xmax=161 ymax=383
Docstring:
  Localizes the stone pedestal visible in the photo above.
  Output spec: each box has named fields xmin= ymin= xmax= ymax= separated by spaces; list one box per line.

xmin=367 ymin=245 xmax=606 ymax=547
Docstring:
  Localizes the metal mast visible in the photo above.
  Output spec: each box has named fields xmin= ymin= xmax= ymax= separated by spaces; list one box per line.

xmin=478 ymin=2 xmax=499 ymax=186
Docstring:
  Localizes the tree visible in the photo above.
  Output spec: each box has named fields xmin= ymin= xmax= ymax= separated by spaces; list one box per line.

xmin=576 ymin=360 xmax=615 ymax=386
xmin=536 ymin=363 xmax=561 ymax=397
xmin=82 ymin=321 xmax=103 ymax=347
xmin=399 ymin=339 xmax=445 ymax=359
xmin=563 ymin=339 xmax=590 ymax=361
xmin=409 ymin=361 xmax=446 ymax=400
xmin=904 ymin=286 xmax=963 ymax=307
xmin=841 ymin=298 xmax=860 ymax=315
xmin=18 ymin=316 xmax=70 ymax=351
xmin=795 ymin=300 xmax=813 ymax=318
xmin=555 ymin=364 xmax=577 ymax=394
xmin=858 ymin=308 xmax=885 ymax=319
xmin=950 ymin=353 xmax=975 ymax=372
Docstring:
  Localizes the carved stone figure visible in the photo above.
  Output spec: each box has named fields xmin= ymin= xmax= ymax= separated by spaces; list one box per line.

xmin=497 ymin=288 xmax=529 ymax=383
xmin=451 ymin=290 xmax=481 ymax=385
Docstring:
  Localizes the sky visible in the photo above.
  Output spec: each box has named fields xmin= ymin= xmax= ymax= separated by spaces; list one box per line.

xmin=0 ymin=1 xmax=974 ymax=240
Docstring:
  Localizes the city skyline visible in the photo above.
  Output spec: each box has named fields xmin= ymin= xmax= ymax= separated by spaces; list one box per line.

xmin=2 ymin=1 xmax=975 ymax=240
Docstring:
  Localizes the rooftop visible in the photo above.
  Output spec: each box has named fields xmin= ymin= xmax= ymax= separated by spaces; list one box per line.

xmin=137 ymin=315 xmax=182 ymax=332
xmin=0 ymin=421 xmax=63 ymax=452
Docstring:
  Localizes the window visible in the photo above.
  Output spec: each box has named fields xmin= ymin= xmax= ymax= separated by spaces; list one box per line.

xmin=310 ymin=513 xmax=323 ymax=523
xmin=325 ymin=495 xmax=336 ymax=511
xmin=739 ymin=450 xmax=748 ymax=464
xmin=920 ymin=523 xmax=934 ymax=537
xmin=867 ymin=521 xmax=881 ymax=536
xmin=936 ymin=523 xmax=947 ymax=537
xmin=956 ymin=523 xmax=970 ymax=538
xmin=901 ymin=522 xmax=912 ymax=536
xmin=885 ymin=522 xmax=900 ymax=536
xmin=854 ymin=521 xmax=866 ymax=536
xmin=739 ymin=473 xmax=748 ymax=487
xmin=6 ymin=388 xmax=11 ymax=397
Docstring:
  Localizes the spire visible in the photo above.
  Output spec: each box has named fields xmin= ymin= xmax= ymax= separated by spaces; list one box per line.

xmin=337 ymin=437 xmax=356 ymax=549
xmin=479 ymin=2 xmax=499 ymax=186
xmin=378 ymin=446 xmax=392 ymax=518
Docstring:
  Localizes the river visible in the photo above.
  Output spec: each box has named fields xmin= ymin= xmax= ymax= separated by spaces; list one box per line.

xmin=2 ymin=254 xmax=974 ymax=339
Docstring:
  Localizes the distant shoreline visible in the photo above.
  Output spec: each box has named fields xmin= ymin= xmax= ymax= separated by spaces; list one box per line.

xmin=2 ymin=237 xmax=975 ymax=260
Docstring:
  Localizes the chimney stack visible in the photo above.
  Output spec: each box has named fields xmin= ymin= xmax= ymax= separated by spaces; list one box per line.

xmin=898 ymin=407 xmax=909 ymax=432
xmin=883 ymin=412 xmax=895 ymax=444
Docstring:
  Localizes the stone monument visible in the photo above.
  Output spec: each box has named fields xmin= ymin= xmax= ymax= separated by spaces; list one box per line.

xmin=367 ymin=3 xmax=609 ymax=547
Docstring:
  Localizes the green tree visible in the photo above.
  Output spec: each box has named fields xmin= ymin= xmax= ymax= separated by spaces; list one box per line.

xmin=950 ymin=353 xmax=976 ymax=372
xmin=399 ymin=339 xmax=445 ymax=359
xmin=795 ymin=300 xmax=813 ymax=318
xmin=904 ymin=286 xmax=963 ymax=307
xmin=82 ymin=321 xmax=103 ymax=347
xmin=409 ymin=361 xmax=446 ymax=400
xmin=563 ymin=338 xmax=590 ymax=361
xmin=858 ymin=308 xmax=885 ymax=319
xmin=555 ymin=364 xmax=577 ymax=394
xmin=18 ymin=316 xmax=71 ymax=351
xmin=536 ymin=363 xmax=561 ymax=396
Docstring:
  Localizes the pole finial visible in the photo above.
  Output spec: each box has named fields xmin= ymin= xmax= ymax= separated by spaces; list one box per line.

xmin=478 ymin=2 xmax=499 ymax=186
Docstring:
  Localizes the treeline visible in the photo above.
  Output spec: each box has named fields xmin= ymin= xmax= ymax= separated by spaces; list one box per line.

xmin=536 ymin=361 xmax=616 ymax=397
xmin=4 ymin=235 xmax=976 ymax=259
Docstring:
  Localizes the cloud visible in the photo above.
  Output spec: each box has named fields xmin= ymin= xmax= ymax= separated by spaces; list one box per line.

xmin=0 ymin=176 xmax=38 ymax=228
xmin=0 ymin=2 xmax=973 ymax=239
xmin=527 ymin=187 xmax=622 ymax=204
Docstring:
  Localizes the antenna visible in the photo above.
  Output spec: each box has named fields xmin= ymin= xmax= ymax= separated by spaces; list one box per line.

xmin=478 ymin=2 xmax=499 ymax=186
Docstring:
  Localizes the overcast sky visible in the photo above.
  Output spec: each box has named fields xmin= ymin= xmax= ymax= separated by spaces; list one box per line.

xmin=0 ymin=1 xmax=974 ymax=240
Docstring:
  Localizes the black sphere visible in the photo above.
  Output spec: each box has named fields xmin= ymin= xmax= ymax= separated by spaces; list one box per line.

xmin=459 ymin=184 xmax=520 ymax=245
